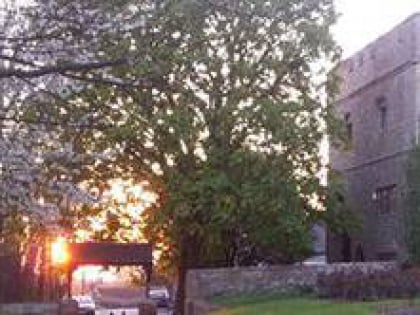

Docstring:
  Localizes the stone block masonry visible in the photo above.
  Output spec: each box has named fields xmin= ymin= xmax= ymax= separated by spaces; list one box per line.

xmin=329 ymin=13 xmax=420 ymax=262
xmin=185 ymin=262 xmax=397 ymax=314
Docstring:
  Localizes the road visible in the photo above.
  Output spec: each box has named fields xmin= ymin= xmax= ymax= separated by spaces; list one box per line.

xmin=92 ymin=285 xmax=172 ymax=315
xmin=95 ymin=307 xmax=172 ymax=315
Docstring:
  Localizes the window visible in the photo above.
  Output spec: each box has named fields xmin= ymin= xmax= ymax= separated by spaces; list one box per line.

xmin=376 ymin=97 xmax=387 ymax=131
xmin=374 ymin=185 xmax=396 ymax=215
xmin=379 ymin=106 xmax=387 ymax=130
xmin=344 ymin=113 xmax=353 ymax=141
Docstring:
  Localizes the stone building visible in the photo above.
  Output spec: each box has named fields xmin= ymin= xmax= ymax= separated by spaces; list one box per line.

xmin=328 ymin=13 xmax=420 ymax=262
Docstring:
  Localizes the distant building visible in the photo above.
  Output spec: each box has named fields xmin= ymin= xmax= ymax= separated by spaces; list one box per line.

xmin=328 ymin=13 xmax=420 ymax=262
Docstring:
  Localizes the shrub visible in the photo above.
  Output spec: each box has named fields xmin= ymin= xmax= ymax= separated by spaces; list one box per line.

xmin=317 ymin=268 xmax=420 ymax=301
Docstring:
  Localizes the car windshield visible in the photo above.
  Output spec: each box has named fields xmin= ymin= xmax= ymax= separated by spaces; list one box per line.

xmin=74 ymin=296 xmax=94 ymax=303
xmin=149 ymin=289 xmax=168 ymax=298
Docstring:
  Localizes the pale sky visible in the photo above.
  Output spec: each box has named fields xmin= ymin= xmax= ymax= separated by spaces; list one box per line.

xmin=334 ymin=0 xmax=420 ymax=58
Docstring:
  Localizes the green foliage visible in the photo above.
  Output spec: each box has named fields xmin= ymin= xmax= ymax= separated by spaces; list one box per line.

xmin=0 ymin=212 xmax=48 ymax=302
xmin=32 ymin=0 xmax=347 ymax=274
xmin=104 ymin=0 xmax=341 ymax=269
xmin=14 ymin=1 xmax=356 ymax=311
xmin=320 ymin=170 xmax=361 ymax=236
xmin=406 ymin=146 xmax=420 ymax=263
xmin=38 ymin=0 xmax=349 ymax=273
xmin=1 ymin=0 xmax=364 ymax=312
xmin=144 ymin=150 xmax=313 ymax=269
xmin=1 ymin=214 xmax=26 ymax=259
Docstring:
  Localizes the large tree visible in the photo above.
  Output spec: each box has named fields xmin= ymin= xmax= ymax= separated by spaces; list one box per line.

xmin=3 ymin=0 xmax=346 ymax=311
xmin=42 ymin=0 xmax=342 ymax=312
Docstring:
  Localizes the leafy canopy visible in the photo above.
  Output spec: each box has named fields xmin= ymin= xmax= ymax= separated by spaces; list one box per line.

xmin=0 ymin=0 xmax=351 ymax=311
xmin=48 ymin=0 xmax=342 ymax=268
xmin=3 ymin=0 xmax=347 ymax=271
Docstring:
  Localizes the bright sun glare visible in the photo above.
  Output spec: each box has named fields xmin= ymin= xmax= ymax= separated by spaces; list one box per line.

xmin=51 ymin=236 xmax=69 ymax=265
xmin=73 ymin=266 xmax=118 ymax=282
xmin=75 ymin=178 xmax=158 ymax=242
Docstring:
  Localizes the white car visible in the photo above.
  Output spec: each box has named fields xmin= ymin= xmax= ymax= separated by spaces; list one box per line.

xmin=72 ymin=295 xmax=96 ymax=314
xmin=149 ymin=287 xmax=171 ymax=308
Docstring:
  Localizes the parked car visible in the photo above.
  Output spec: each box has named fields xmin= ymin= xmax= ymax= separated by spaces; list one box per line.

xmin=72 ymin=295 xmax=96 ymax=315
xmin=149 ymin=286 xmax=171 ymax=308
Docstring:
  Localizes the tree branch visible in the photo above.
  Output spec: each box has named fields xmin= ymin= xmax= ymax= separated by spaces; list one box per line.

xmin=0 ymin=59 xmax=128 ymax=79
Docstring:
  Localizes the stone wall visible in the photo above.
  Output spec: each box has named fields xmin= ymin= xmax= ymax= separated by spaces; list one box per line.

xmin=329 ymin=13 xmax=420 ymax=263
xmin=0 ymin=303 xmax=58 ymax=315
xmin=337 ymin=13 xmax=420 ymax=100
xmin=185 ymin=262 xmax=397 ymax=303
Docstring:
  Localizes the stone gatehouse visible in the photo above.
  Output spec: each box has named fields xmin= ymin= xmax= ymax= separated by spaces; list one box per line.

xmin=329 ymin=13 xmax=420 ymax=262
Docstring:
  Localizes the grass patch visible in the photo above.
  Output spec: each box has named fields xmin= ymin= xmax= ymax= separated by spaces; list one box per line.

xmin=212 ymin=292 xmax=310 ymax=307
xmin=211 ymin=296 xmax=417 ymax=315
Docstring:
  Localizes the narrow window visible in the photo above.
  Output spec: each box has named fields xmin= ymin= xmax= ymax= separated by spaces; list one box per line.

xmin=344 ymin=113 xmax=352 ymax=141
xmin=376 ymin=97 xmax=387 ymax=131
xmin=380 ymin=106 xmax=387 ymax=130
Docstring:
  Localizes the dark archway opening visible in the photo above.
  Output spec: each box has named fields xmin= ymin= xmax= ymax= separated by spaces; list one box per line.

xmin=66 ymin=243 xmax=153 ymax=298
xmin=341 ymin=233 xmax=352 ymax=262
xmin=355 ymin=244 xmax=365 ymax=262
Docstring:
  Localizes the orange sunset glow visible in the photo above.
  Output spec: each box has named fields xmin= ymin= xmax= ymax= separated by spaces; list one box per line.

xmin=69 ymin=179 xmax=158 ymax=291
xmin=51 ymin=236 xmax=69 ymax=266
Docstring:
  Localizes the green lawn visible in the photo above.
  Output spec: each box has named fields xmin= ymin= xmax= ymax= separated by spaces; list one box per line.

xmin=211 ymin=296 xmax=414 ymax=315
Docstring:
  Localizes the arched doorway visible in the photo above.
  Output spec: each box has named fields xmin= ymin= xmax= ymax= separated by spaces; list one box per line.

xmin=355 ymin=244 xmax=365 ymax=262
xmin=341 ymin=233 xmax=352 ymax=262
xmin=65 ymin=243 xmax=153 ymax=298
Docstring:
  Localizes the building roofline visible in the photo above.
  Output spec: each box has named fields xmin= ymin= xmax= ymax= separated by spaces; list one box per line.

xmin=341 ymin=12 xmax=420 ymax=63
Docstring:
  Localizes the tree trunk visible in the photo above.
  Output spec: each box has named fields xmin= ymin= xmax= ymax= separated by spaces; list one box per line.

xmin=174 ymin=236 xmax=201 ymax=315
xmin=174 ymin=259 xmax=187 ymax=315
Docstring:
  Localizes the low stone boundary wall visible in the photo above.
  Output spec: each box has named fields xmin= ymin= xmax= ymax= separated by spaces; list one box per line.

xmin=185 ymin=262 xmax=398 ymax=314
xmin=0 ymin=303 xmax=58 ymax=315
